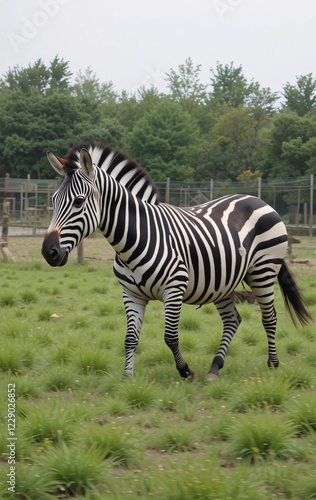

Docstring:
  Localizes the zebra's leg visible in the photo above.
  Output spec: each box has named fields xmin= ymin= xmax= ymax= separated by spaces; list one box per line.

xmin=249 ymin=283 xmax=279 ymax=369
xmin=206 ymin=296 xmax=242 ymax=381
xmin=163 ymin=289 xmax=195 ymax=379
xmin=122 ymin=291 xmax=148 ymax=377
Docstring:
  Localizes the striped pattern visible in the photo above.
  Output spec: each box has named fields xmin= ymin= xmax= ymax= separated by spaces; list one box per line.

xmin=42 ymin=144 xmax=312 ymax=380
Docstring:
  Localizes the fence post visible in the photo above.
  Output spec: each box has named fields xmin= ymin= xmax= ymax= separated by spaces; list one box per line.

xmin=258 ymin=177 xmax=262 ymax=198
xmin=210 ymin=179 xmax=214 ymax=200
xmin=310 ymin=174 xmax=314 ymax=237
xmin=1 ymin=200 xmax=15 ymax=261
xmin=2 ymin=200 xmax=9 ymax=242
xmin=165 ymin=178 xmax=170 ymax=204
xmin=77 ymin=241 xmax=84 ymax=264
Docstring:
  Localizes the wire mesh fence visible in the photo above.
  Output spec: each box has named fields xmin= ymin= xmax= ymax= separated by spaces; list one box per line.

xmin=0 ymin=174 xmax=315 ymax=236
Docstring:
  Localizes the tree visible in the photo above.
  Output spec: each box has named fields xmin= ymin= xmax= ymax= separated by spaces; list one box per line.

xmin=210 ymin=107 xmax=269 ymax=178
xmin=72 ymin=66 xmax=117 ymax=104
xmin=48 ymin=55 xmax=72 ymax=92
xmin=128 ymin=99 xmax=200 ymax=182
xmin=283 ymin=74 xmax=316 ymax=116
xmin=0 ymin=56 xmax=72 ymax=95
xmin=165 ymin=57 xmax=209 ymax=105
xmin=210 ymin=61 xmax=254 ymax=108
xmin=0 ymin=88 xmax=104 ymax=178
xmin=265 ymin=109 xmax=316 ymax=178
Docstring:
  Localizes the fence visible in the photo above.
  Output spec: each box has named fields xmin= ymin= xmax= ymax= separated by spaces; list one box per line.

xmin=0 ymin=173 xmax=315 ymax=236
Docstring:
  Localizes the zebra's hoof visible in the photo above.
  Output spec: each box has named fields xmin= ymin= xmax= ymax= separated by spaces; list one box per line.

xmin=205 ymin=372 xmax=219 ymax=382
xmin=182 ymin=369 xmax=196 ymax=380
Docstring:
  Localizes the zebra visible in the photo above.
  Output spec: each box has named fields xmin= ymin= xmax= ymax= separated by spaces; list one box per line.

xmin=42 ymin=143 xmax=312 ymax=380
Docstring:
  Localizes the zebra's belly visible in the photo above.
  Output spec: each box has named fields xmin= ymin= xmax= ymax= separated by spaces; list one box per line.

xmin=182 ymin=280 xmax=240 ymax=305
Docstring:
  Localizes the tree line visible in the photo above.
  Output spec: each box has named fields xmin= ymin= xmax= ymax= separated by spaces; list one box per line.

xmin=1 ymin=55 xmax=316 ymax=182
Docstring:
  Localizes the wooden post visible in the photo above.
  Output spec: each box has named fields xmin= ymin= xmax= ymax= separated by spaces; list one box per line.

xmin=310 ymin=174 xmax=314 ymax=237
xmin=1 ymin=200 xmax=15 ymax=261
xmin=2 ymin=200 xmax=9 ymax=242
xmin=258 ymin=177 xmax=262 ymax=198
xmin=210 ymin=178 xmax=214 ymax=201
xmin=165 ymin=177 xmax=170 ymax=204
xmin=77 ymin=241 xmax=84 ymax=264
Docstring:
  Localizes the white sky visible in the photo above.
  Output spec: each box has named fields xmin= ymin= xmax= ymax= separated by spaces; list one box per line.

xmin=0 ymin=0 xmax=315 ymax=95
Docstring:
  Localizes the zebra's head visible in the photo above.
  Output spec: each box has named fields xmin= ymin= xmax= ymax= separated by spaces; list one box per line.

xmin=42 ymin=148 xmax=100 ymax=266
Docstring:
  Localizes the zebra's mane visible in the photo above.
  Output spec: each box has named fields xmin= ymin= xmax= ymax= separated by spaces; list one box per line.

xmin=63 ymin=143 xmax=159 ymax=204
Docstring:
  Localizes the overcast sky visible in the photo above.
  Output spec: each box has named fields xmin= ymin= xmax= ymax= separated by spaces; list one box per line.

xmin=1 ymin=0 xmax=315 ymax=95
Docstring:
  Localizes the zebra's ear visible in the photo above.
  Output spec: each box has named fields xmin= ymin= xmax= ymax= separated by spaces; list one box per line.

xmin=47 ymin=151 xmax=67 ymax=176
xmin=79 ymin=148 xmax=95 ymax=179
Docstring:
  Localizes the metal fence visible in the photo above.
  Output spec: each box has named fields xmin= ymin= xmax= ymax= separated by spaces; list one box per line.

xmin=157 ymin=175 xmax=315 ymax=226
xmin=0 ymin=173 xmax=315 ymax=234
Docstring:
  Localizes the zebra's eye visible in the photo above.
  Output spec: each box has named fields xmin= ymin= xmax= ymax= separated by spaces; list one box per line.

xmin=73 ymin=196 xmax=85 ymax=209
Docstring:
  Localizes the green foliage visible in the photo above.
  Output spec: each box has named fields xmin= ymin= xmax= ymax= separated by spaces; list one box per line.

xmin=228 ymin=411 xmax=299 ymax=461
xmin=128 ymin=98 xmax=199 ymax=182
xmin=0 ymin=55 xmax=315 ymax=181
xmin=74 ymin=347 xmax=111 ymax=374
xmin=0 ymin=462 xmax=55 ymax=500
xmin=0 ymin=292 xmax=16 ymax=306
xmin=230 ymin=375 xmax=291 ymax=412
xmin=39 ymin=443 xmax=106 ymax=496
xmin=116 ymin=377 xmax=157 ymax=409
xmin=152 ymin=424 xmax=197 ymax=452
xmin=286 ymin=392 xmax=316 ymax=434
xmin=83 ymin=424 xmax=142 ymax=466
xmin=283 ymin=73 xmax=316 ymax=116
xmin=22 ymin=404 xmax=76 ymax=444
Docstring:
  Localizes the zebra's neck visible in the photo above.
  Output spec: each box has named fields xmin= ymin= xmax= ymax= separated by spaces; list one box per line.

xmin=97 ymin=170 xmax=153 ymax=258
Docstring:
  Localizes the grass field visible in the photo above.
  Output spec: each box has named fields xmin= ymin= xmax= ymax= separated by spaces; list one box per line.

xmin=0 ymin=235 xmax=316 ymax=499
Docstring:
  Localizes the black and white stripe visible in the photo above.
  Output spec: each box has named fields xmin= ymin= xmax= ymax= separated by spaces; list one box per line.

xmin=42 ymin=144 xmax=312 ymax=380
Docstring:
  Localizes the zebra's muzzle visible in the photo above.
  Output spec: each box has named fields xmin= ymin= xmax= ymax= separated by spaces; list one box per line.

xmin=41 ymin=230 xmax=68 ymax=267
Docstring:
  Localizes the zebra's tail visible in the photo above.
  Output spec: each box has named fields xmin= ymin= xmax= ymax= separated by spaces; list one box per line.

xmin=278 ymin=261 xmax=313 ymax=327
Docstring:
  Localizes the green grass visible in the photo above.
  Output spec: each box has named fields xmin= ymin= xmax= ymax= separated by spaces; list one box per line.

xmin=0 ymin=241 xmax=315 ymax=499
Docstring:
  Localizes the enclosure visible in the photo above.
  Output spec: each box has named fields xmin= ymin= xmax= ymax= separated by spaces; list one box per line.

xmin=0 ymin=174 xmax=315 ymax=237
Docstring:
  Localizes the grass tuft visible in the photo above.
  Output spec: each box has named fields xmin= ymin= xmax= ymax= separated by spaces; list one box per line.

xmin=230 ymin=375 xmax=291 ymax=412
xmin=0 ymin=292 xmax=16 ymax=306
xmin=83 ymin=424 xmax=142 ymax=466
xmin=116 ymin=378 xmax=157 ymax=409
xmin=39 ymin=443 xmax=106 ymax=497
xmin=286 ymin=392 xmax=316 ymax=434
xmin=179 ymin=316 xmax=200 ymax=331
xmin=22 ymin=405 xmax=76 ymax=444
xmin=21 ymin=290 xmax=38 ymax=303
xmin=74 ymin=347 xmax=111 ymax=374
xmin=151 ymin=423 xmax=197 ymax=452
xmin=227 ymin=411 xmax=299 ymax=461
